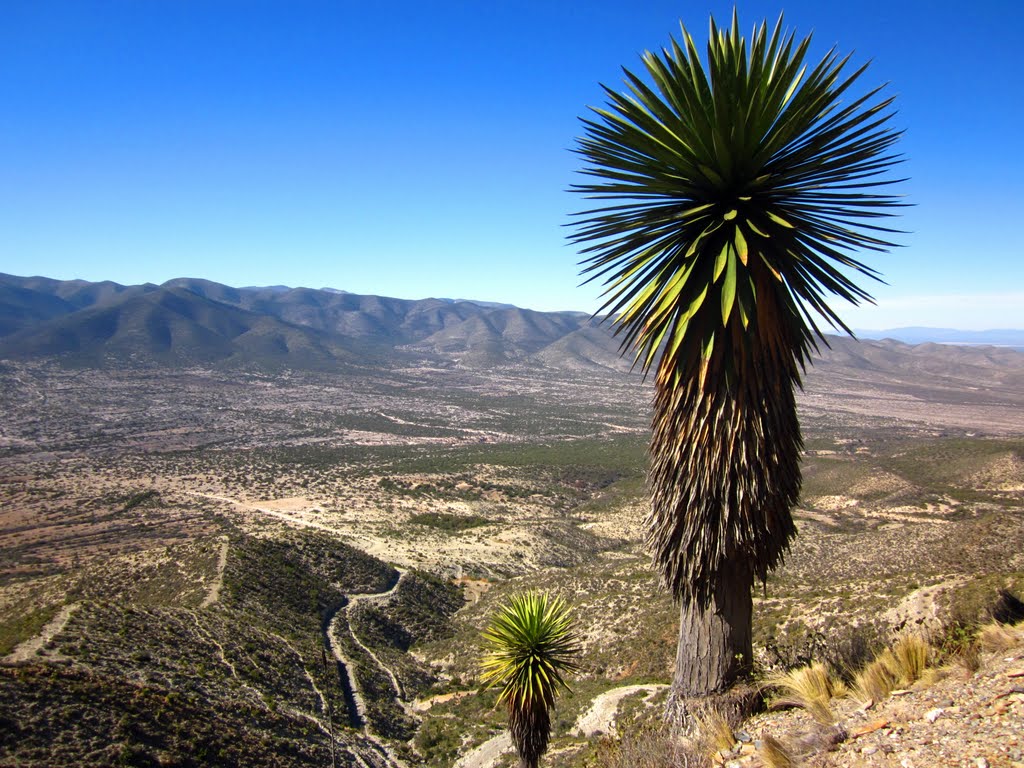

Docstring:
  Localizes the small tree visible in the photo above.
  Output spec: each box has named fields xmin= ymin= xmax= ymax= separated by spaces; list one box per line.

xmin=480 ymin=591 xmax=581 ymax=768
xmin=571 ymin=11 xmax=904 ymax=709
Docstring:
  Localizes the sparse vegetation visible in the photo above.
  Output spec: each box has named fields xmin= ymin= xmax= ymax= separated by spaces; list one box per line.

xmin=409 ymin=512 xmax=490 ymax=531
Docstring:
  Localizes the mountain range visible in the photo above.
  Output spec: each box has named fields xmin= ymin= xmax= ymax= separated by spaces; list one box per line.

xmin=0 ymin=273 xmax=609 ymax=370
xmin=2 ymin=273 xmax=1023 ymax=377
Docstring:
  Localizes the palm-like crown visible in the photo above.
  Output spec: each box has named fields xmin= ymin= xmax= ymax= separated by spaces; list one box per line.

xmin=571 ymin=13 xmax=905 ymax=606
xmin=572 ymin=11 xmax=904 ymax=381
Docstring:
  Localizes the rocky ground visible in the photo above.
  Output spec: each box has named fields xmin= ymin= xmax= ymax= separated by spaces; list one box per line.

xmin=708 ymin=626 xmax=1024 ymax=768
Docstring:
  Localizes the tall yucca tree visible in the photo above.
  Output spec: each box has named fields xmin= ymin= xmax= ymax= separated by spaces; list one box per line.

xmin=571 ymin=12 xmax=904 ymax=703
xmin=480 ymin=591 xmax=581 ymax=768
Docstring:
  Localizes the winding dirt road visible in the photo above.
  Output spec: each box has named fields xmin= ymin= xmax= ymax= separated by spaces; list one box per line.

xmin=2 ymin=603 xmax=79 ymax=664
xmin=325 ymin=567 xmax=409 ymax=768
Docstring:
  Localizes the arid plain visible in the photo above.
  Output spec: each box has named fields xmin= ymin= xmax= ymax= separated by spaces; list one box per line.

xmin=2 ymin=333 xmax=1023 ymax=766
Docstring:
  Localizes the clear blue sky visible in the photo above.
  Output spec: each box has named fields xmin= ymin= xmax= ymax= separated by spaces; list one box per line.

xmin=2 ymin=1 xmax=1021 ymax=329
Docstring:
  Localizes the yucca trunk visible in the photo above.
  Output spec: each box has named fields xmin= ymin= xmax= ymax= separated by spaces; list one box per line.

xmin=509 ymin=703 xmax=549 ymax=768
xmin=673 ymin=554 xmax=753 ymax=695
xmin=646 ymin=272 xmax=803 ymax=700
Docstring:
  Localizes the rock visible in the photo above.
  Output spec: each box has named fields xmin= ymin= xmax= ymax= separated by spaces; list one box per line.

xmin=975 ymin=758 xmax=990 ymax=768
xmin=923 ymin=707 xmax=944 ymax=723
xmin=863 ymin=746 xmax=879 ymax=755
xmin=851 ymin=718 xmax=889 ymax=737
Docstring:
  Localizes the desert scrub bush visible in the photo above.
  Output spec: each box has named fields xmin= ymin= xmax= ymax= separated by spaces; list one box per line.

xmin=363 ymin=570 xmax=463 ymax=649
xmin=818 ymin=621 xmax=886 ymax=683
xmin=408 ymin=512 xmax=490 ymax=532
xmin=0 ymin=665 xmax=333 ymax=767
xmin=414 ymin=717 xmax=463 ymax=766
xmin=941 ymin=574 xmax=1024 ymax=627
xmin=589 ymin=723 xmax=702 ymax=768
xmin=934 ymin=620 xmax=982 ymax=673
xmin=224 ymin=530 xmax=395 ymax=620
xmin=119 ymin=489 xmax=160 ymax=512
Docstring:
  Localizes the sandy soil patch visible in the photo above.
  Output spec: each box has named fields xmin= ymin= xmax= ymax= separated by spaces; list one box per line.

xmin=810 ymin=495 xmax=860 ymax=512
xmin=200 ymin=537 xmax=229 ymax=608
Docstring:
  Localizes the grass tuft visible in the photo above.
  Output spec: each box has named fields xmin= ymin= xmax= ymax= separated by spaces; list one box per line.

xmin=852 ymin=652 xmax=900 ymax=705
xmin=695 ymin=708 xmax=736 ymax=757
xmin=977 ymin=620 xmax=1023 ymax=653
xmin=890 ymin=634 xmax=929 ymax=685
xmin=766 ymin=661 xmax=836 ymax=724
xmin=852 ymin=633 xmax=932 ymax=704
xmin=757 ymin=735 xmax=796 ymax=768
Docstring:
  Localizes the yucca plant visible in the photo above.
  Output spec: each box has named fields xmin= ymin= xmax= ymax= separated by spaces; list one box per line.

xmin=480 ymin=591 xmax=581 ymax=768
xmin=571 ymin=11 xmax=904 ymax=705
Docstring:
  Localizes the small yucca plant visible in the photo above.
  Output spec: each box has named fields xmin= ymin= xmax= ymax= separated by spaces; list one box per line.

xmin=480 ymin=591 xmax=581 ymax=768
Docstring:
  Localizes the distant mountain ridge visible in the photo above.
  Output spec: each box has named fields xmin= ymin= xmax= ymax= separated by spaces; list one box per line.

xmin=855 ymin=327 xmax=1024 ymax=349
xmin=0 ymin=273 xmax=628 ymax=370
xmin=2 ymin=273 xmax=1023 ymax=378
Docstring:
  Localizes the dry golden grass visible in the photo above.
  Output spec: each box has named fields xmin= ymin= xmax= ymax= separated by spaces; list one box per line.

xmin=696 ymin=708 xmax=736 ymax=756
xmin=590 ymin=723 xmax=700 ymax=768
xmin=891 ymin=633 xmax=930 ymax=685
xmin=757 ymin=735 xmax=796 ymax=768
xmin=852 ymin=651 xmax=900 ymax=704
xmin=977 ymin=620 xmax=1023 ymax=653
xmin=953 ymin=640 xmax=983 ymax=673
xmin=852 ymin=633 xmax=932 ymax=704
xmin=766 ymin=661 xmax=836 ymax=724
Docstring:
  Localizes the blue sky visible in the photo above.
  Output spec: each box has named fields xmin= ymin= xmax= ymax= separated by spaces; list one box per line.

xmin=2 ymin=1 xmax=1021 ymax=329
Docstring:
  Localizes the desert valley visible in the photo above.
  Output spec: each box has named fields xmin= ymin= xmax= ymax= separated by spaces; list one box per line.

xmin=1 ymin=274 xmax=1023 ymax=767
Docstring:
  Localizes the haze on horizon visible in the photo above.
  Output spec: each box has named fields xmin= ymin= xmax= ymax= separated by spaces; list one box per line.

xmin=1 ymin=0 xmax=1021 ymax=330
